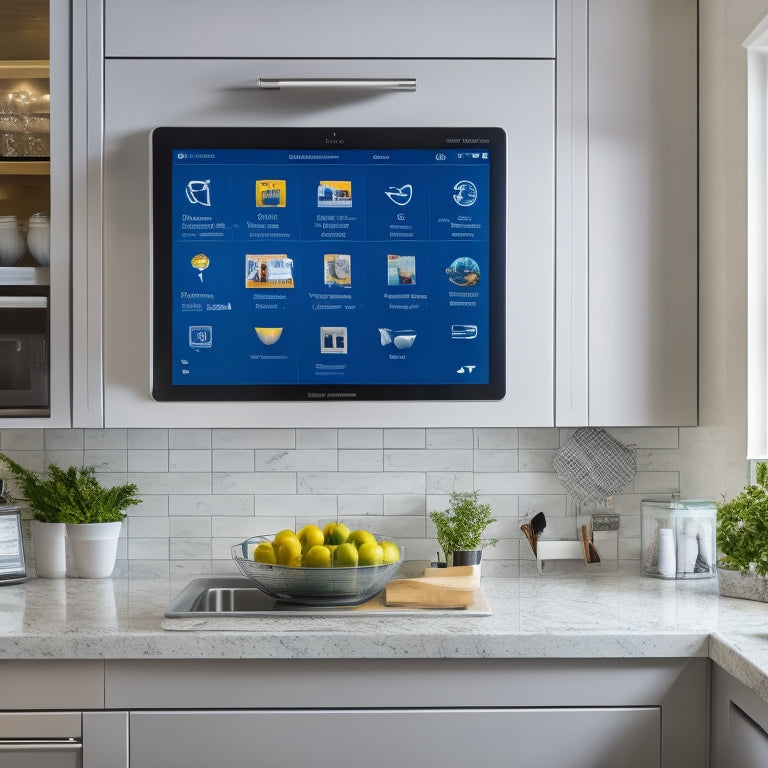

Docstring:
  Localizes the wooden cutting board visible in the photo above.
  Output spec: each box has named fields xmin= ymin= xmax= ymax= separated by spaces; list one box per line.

xmin=384 ymin=565 xmax=481 ymax=609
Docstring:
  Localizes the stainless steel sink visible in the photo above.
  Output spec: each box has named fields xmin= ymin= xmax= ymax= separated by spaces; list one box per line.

xmin=164 ymin=576 xmax=380 ymax=617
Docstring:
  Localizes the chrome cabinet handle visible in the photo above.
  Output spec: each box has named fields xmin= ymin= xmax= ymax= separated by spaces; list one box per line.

xmin=0 ymin=296 xmax=48 ymax=309
xmin=258 ymin=77 xmax=416 ymax=91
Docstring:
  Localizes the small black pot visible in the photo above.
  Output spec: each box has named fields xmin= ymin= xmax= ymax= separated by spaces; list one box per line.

xmin=451 ymin=550 xmax=482 ymax=566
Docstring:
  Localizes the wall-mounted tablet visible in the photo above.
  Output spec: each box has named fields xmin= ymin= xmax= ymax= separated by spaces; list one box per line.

xmin=151 ymin=127 xmax=505 ymax=401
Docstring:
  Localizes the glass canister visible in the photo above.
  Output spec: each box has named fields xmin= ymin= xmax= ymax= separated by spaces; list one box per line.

xmin=642 ymin=499 xmax=717 ymax=579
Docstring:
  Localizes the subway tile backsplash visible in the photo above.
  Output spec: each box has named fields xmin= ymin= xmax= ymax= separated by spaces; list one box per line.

xmin=0 ymin=427 xmax=685 ymax=578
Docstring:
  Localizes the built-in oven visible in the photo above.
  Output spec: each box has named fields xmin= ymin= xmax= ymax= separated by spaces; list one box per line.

xmin=0 ymin=281 xmax=49 ymax=416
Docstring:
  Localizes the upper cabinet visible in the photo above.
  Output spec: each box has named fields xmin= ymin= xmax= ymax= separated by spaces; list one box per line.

xmin=556 ymin=0 xmax=698 ymax=426
xmin=74 ymin=0 xmax=697 ymax=428
xmin=0 ymin=0 xmax=71 ymax=427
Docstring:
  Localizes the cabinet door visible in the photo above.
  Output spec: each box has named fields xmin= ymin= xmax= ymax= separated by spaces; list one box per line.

xmin=556 ymin=0 xmax=697 ymax=426
xmin=130 ymin=707 xmax=660 ymax=768
xmin=100 ymin=58 xmax=554 ymax=428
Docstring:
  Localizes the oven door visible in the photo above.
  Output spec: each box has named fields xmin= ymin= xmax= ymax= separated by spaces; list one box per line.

xmin=0 ymin=293 xmax=49 ymax=415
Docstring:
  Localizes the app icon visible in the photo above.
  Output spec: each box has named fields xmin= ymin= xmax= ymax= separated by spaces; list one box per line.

xmin=256 ymin=179 xmax=286 ymax=207
xmin=456 ymin=364 xmax=477 ymax=374
xmin=384 ymin=184 xmax=413 ymax=206
xmin=379 ymin=328 xmax=417 ymax=350
xmin=452 ymin=180 xmax=478 ymax=207
xmin=189 ymin=326 xmax=213 ymax=348
xmin=387 ymin=254 xmax=416 ymax=285
xmin=185 ymin=180 xmax=211 ymax=207
xmin=245 ymin=254 xmax=294 ymax=288
xmin=190 ymin=253 xmax=209 ymax=283
xmin=254 ymin=327 xmax=283 ymax=346
xmin=451 ymin=324 xmax=478 ymax=340
xmin=321 ymin=327 xmax=348 ymax=354
xmin=317 ymin=181 xmax=352 ymax=207
xmin=324 ymin=254 xmax=351 ymax=286
xmin=446 ymin=257 xmax=481 ymax=287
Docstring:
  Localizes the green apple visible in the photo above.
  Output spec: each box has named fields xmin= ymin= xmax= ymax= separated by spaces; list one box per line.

xmin=333 ymin=542 xmax=359 ymax=567
xmin=275 ymin=536 xmax=302 ymax=566
xmin=380 ymin=540 xmax=400 ymax=564
xmin=302 ymin=544 xmax=331 ymax=568
xmin=357 ymin=542 xmax=384 ymax=566
xmin=297 ymin=524 xmax=325 ymax=554
xmin=253 ymin=541 xmax=277 ymax=564
xmin=347 ymin=529 xmax=377 ymax=548
xmin=323 ymin=521 xmax=351 ymax=546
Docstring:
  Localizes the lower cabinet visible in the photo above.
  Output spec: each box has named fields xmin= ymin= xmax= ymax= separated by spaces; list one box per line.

xmin=129 ymin=707 xmax=660 ymax=768
xmin=711 ymin=663 xmax=768 ymax=768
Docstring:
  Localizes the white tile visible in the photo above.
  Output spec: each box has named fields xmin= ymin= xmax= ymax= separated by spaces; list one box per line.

xmin=298 ymin=472 xmax=424 ymax=495
xmin=131 ymin=495 xmax=169 ymax=517
xmin=130 ymin=472 xmax=212 ymax=494
xmin=426 ymin=428 xmax=473 ymax=449
xmin=475 ymin=428 xmax=519 ymax=449
xmin=128 ymin=516 xmax=170 ymax=538
xmin=518 ymin=494 xmax=567 ymax=518
xmin=474 ymin=449 xmax=519 ymax=472
xmin=212 ymin=516 xmax=291 ymax=538
xmin=170 ymin=538 xmax=211 ymax=560
xmin=213 ymin=450 xmax=254 ymax=472
xmin=338 ymin=429 xmax=383 ymax=449
xmin=128 ymin=449 xmax=169 ymax=473
xmin=1 ymin=429 xmax=44 ymax=450
xmin=634 ymin=448 xmax=681 ymax=472
xmin=84 ymin=449 xmax=127 ymax=472
xmin=213 ymin=472 xmax=295 ymax=494
xmin=479 ymin=494 xmax=519 ymax=517
xmin=296 ymin=428 xmax=338 ymax=449
xmin=169 ymin=449 xmax=212 ymax=473
xmin=632 ymin=471 xmax=680 ymax=495
xmin=129 ymin=560 xmax=170 ymax=578
xmin=127 ymin=538 xmax=170 ymax=560
xmin=518 ymin=449 xmax=555 ymax=472
xmin=474 ymin=471 xmax=567 ymax=495
xmin=425 ymin=472 xmax=474 ymax=494
xmin=169 ymin=494 xmax=253 ymax=516
xmin=254 ymin=495 xmax=337 ymax=517
xmin=338 ymin=495 xmax=383 ymax=516
xmin=212 ymin=428 xmax=295 ymax=449
xmin=519 ymin=428 xmax=560 ymax=449
xmin=169 ymin=517 xmax=212 ymax=537
xmin=169 ymin=429 xmax=212 ymax=449
xmin=44 ymin=429 xmax=84 ymax=450
xmin=606 ymin=427 xmax=679 ymax=449
xmin=384 ymin=449 xmax=473 ymax=472
xmin=84 ymin=428 xmax=127 ymax=449
xmin=339 ymin=450 xmax=383 ymax=471
xmin=44 ymin=450 xmax=84 ymax=469
xmin=255 ymin=449 xmax=337 ymax=472
xmin=128 ymin=429 xmax=169 ymax=449
xmin=384 ymin=494 xmax=426 ymax=516
xmin=383 ymin=429 xmax=425 ymax=448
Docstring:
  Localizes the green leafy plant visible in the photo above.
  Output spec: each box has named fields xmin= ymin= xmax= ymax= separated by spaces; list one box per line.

xmin=429 ymin=490 xmax=498 ymax=560
xmin=717 ymin=461 xmax=768 ymax=576
xmin=0 ymin=453 xmax=141 ymax=524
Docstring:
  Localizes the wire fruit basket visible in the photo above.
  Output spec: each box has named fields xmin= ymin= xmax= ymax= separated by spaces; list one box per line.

xmin=231 ymin=535 xmax=404 ymax=606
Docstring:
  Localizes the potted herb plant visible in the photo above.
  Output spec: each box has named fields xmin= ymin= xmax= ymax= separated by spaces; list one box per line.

xmin=429 ymin=490 xmax=498 ymax=567
xmin=716 ymin=461 xmax=768 ymax=602
xmin=0 ymin=454 xmax=141 ymax=579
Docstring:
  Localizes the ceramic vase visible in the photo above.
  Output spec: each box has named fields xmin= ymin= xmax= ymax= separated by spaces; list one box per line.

xmin=451 ymin=550 xmax=483 ymax=566
xmin=66 ymin=521 xmax=122 ymax=578
xmin=31 ymin=520 xmax=66 ymax=578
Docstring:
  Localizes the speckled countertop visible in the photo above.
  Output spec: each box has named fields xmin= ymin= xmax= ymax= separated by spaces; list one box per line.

xmin=2 ymin=566 xmax=768 ymax=704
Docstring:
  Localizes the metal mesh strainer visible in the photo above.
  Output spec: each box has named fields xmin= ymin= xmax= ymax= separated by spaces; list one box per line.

xmin=552 ymin=427 xmax=636 ymax=506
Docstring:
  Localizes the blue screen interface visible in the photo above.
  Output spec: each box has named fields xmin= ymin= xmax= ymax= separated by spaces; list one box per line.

xmin=167 ymin=146 xmax=494 ymax=392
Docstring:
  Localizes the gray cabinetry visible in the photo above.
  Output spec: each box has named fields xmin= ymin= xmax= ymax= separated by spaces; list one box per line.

xmin=129 ymin=707 xmax=660 ymax=768
xmin=712 ymin=662 xmax=768 ymax=768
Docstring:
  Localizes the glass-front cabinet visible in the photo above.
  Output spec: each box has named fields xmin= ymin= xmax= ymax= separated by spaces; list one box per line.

xmin=0 ymin=0 xmax=70 ymax=425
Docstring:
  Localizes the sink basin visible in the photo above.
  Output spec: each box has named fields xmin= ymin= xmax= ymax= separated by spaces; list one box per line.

xmin=164 ymin=576 xmax=388 ymax=617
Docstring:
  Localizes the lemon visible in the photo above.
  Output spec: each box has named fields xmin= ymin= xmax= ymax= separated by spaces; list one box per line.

xmin=302 ymin=544 xmax=331 ymax=568
xmin=347 ymin=529 xmax=377 ymax=548
xmin=357 ymin=542 xmax=384 ymax=566
xmin=333 ymin=542 xmax=359 ymax=567
xmin=253 ymin=541 xmax=277 ymax=564
xmin=323 ymin=521 xmax=351 ymax=546
xmin=274 ymin=529 xmax=299 ymax=546
xmin=275 ymin=536 xmax=302 ymax=567
xmin=380 ymin=541 xmax=400 ymax=564
xmin=297 ymin=524 xmax=325 ymax=554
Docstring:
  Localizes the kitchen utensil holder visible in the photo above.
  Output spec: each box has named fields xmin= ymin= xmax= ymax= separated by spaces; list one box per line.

xmin=535 ymin=514 xmax=619 ymax=574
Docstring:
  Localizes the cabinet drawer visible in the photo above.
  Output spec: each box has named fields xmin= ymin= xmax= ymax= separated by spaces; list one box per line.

xmin=130 ymin=707 xmax=660 ymax=768
xmin=104 ymin=0 xmax=555 ymax=59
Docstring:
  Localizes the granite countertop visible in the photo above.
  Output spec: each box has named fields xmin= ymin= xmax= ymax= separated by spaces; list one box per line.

xmin=2 ymin=567 xmax=768 ymax=703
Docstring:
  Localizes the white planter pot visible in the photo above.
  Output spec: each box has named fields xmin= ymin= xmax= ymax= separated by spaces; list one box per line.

xmin=31 ymin=520 xmax=66 ymax=578
xmin=66 ymin=521 xmax=122 ymax=579
xmin=718 ymin=567 xmax=768 ymax=603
